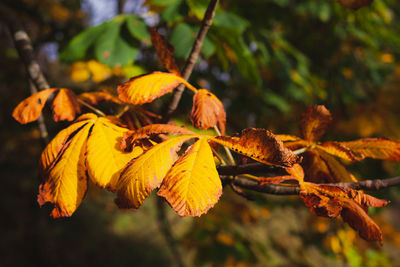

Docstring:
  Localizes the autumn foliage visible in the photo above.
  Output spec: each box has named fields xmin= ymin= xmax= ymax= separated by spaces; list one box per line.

xmin=12 ymin=23 xmax=400 ymax=244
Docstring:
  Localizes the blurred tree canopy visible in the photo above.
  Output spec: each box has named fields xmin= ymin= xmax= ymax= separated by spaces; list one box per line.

xmin=1 ymin=0 xmax=400 ymax=266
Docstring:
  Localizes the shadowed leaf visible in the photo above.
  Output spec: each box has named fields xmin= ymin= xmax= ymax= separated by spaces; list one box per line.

xmin=300 ymin=105 xmax=332 ymax=142
xmin=79 ymin=90 xmax=123 ymax=105
xmin=150 ymin=28 xmax=181 ymax=75
xmin=191 ymin=89 xmax=226 ymax=134
xmin=212 ymin=128 xmax=299 ymax=167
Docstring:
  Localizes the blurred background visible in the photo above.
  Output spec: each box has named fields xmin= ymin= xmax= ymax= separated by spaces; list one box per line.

xmin=1 ymin=0 xmax=400 ymax=266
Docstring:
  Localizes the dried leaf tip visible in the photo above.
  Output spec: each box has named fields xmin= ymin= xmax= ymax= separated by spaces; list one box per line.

xmin=300 ymin=105 xmax=332 ymax=142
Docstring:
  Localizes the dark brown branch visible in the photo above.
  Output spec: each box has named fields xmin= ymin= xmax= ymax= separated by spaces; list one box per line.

xmin=162 ymin=0 xmax=219 ymax=122
xmin=218 ymin=162 xmax=285 ymax=176
xmin=1 ymin=3 xmax=51 ymax=144
xmin=221 ymin=174 xmax=400 ymax=196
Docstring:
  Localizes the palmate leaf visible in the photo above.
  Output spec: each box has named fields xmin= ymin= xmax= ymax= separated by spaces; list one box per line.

xmin=191 ymin=89 xmax=226 ymax=134
xmin=212 ymin=128 xmax=299 ymax=167
xmin=38 ymin=120 xmax=93 ymax=218
xmin=117 ymin=72 xmax=197 ymax=105
xmin=115 ymin=135 xmax=197 ymax=209
xmin=52 ymin=89 xmax=81 ymax=122
xmin=158 ymin=138 xmax=222 ymax=217
xmin=12 ymin=88 xmax=57 ymax=124
xmin=339 ymin=138 xmax=400 ymax=161
xmin=38 ymin=113 xmax=145 ymax=217
xmin=86 ymin=117 xmax=144 ymax=191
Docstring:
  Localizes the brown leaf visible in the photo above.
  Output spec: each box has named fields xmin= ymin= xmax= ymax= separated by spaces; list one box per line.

xmin=79 ymin=90 xmax=123 ymax=105
xmin=336 ymin=0 xmax=373 ymax=10
xmin=339 ymin=138 xmax=400 ymax=161
xmin=191 ymin=89 xmax=227 ymax=134
xmin=299 ymin=182 xmax=389 ymax=242
xmin=150 ymin=28 xmax=181 ymax=75
xmin=52 ymin=89 xmax=81 ymax=122
xmin=120 ymin=124 xmax=196 ymax=152
xmin=212 ymin=128 xmax=299 ymax=167
xmin=300 ymin=105 xmax=332 ymax=142
xmin=12 ymin=88 xmax=57 ymax=124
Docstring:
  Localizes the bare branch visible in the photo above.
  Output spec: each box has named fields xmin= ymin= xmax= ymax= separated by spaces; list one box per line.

xmin=1 ymin=3 xmax=51 ymax=144
xmin=162 ymin=0 xmax=219 ymax=122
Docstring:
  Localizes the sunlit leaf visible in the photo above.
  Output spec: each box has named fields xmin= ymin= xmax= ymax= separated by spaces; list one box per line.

xmin=318 ymin=141 xmax=361 ymax=162
xmin=339 ymin=138 xmax=400 ymax=161
xmin=300 ymin=105 xmax=332 ymax=142
xmin=37 ymin=121 xmax=93 ymax=218
xmin=86 ymin=117 xmax=144 ymax=191
xmin=212 ymin=128 xmax=299 ymax=167
xmin=12 ymin=88 xmax=57 ymax=124
xmin=158 ymin=138 xmax=222 ymax=216
xmin=117 ymin=72 xmax=196 ymax=105
xmin=115 ymin=135 xmax=196 ymax=209
xmin=191 ymin=89 xmax=226 ymax=134
xmin=52 ymin=89 xmax=81 ymax=122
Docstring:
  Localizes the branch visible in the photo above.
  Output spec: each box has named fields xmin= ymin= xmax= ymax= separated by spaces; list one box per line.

xmin=220 ymin=173 xmax=400 ymax=196
xmin=162 ymin=0 xmax=219 ymax=122
xmin=1 ymin=3 xmax=51 ymax=144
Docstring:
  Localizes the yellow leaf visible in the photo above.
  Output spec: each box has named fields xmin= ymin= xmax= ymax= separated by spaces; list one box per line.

xmin=69 ymin=62 xmax=90 ymax=82
xmin=115 ymin=135 xmax=196 ymax=209
xmin=87 ymin=60 xmax=112 ymax=82
xmin=52 ymin=88 xmax=81 ymax=122
xmin=317 ymin=149 xmax=358 ymax=183
xmin=117 ymin=72 xmax=197 ymax=105
xmin=276 ymin=134 xmax=301 ymax=142
xmin=86 ymin=117 xmax=143 ymax=191
xmin=212 ymin=128 xmax=299 ymax=167
xmin=158 ymin=138 xmax=222 ymax=217
xmin=339 ymin=138 xmax=400 ymax=161
xmin=38 ymin=121 xmax=94 ymax=218
xmin=39 ymin=118 xmax=93 ymax=177
xmin=12 ymin=88 xmax=57 ymax=124
xmin=318 ymin=141 xmax=361 ymax=162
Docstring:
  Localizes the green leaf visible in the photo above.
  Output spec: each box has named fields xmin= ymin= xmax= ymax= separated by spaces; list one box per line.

xmin=169 ymin=23 xmax=194 ymax=58
xmin=60 ymin=23 xmax=105 ymax=62
xmin=161 ymin=0 xmax=185 ymax=24
xmin=185 ymin=0 xmax=209 ymax=19
xmin=94 ymin=19 xmax=138 ymax=67
xmin=213 ymin=11 xmax=249 ymax=34
xmin=126 ymin=15 xmax=150 ymax=44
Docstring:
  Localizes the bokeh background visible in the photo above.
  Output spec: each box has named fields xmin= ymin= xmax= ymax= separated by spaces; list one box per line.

xmin=1 ymin=0 xmax=400 ymax=266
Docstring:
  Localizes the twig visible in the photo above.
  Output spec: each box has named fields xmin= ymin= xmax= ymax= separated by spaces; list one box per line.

xmin=221 ymin=175 xmax=400 ymax=196
xmin=1 ymin=4 xmax=50 ymax=144
xmin=162 ymin=0 xmax=219 ymax=122
xmin=218 ymin=162 xmax=285 ymax=176
xmin=77 ymin=99 xmax=106 ymax=117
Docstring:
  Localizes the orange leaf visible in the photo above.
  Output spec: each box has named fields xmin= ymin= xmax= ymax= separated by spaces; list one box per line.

xmin=276 ymin=134 xmax=301 ymax=142
xmin=318 ymin=141 xmax=361 ymax=162
xmin=117 ymin=72 xmax=197 ymax=105
xmin=339 ymin=138 xmax=400 ymax=161
xmin=212 ymin=128 xmax=299 ymax=167
xmin=121 ymin=124 xmax=196 ymax=151
xmin=336 ymin=0 xmax=373 ymax=10
xmin=191 ymin=89 xmax=226 ymax=134
xmin=12 ymin=88 xmax=57 ymax=124
xmin=286 ymin=163 xmax=305 ymax=181
xmin=79 ymin=90 xmax=123 ymax=105
xmin=52 ymin=89 xmax=81 ymax=122
xmin=150 ymin=28 xmax=181 ymax=75
xmin=158 ymin=138 xmax=222 ymax=216
xmin=300 ymin=105 xmax=332 ymax=142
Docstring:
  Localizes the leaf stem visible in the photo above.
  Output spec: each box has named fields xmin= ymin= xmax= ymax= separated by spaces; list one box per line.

xmin=214 ymin=125 xmax=236 ymax=165
xmin=77 ymin=99 xmax=106 ymax=117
